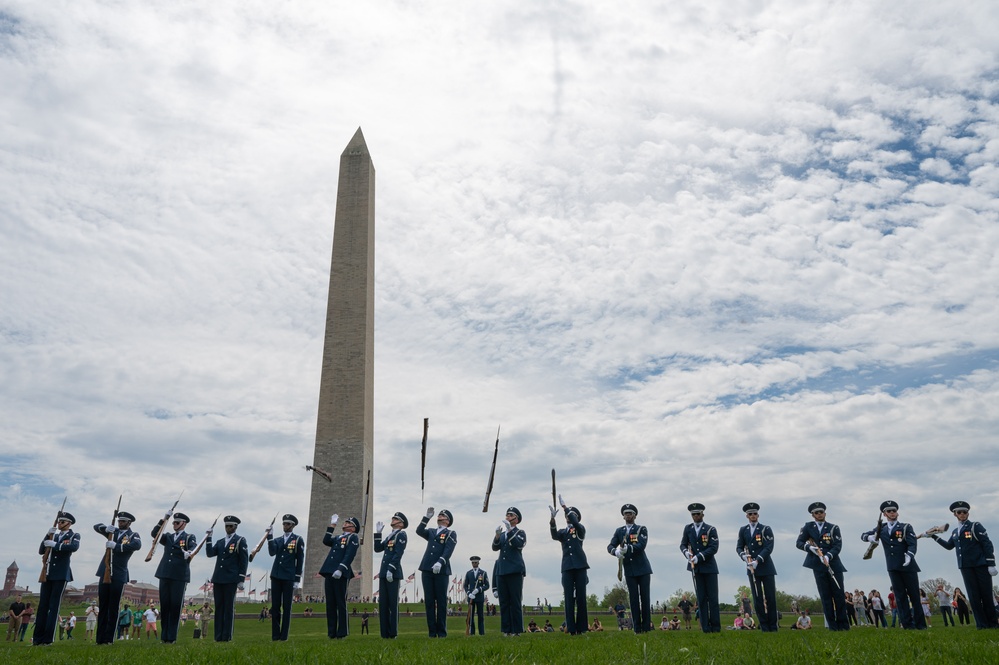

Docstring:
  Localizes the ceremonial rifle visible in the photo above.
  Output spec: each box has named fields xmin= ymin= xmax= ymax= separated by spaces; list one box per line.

xmin=481 ymin=425 xmax=500 ymax=512
xmin=39 ymin=496 xmax=68 ymax=583
xmin=743 ymin=545 xmax=767 ymax=615
xmin=551 ymin=469 xmax=557 ymax=511
xmin=248 ymin=514 xmax=278 ymax=562
xmin=421 ymin=418 xmax=429 ymax=502
xmin=102 ymin=494 xmax=123 ymax=584
xmin=862 ymin=512 xmax=883 ymax=560
xmin=188 ymin=514 xmax=221 ymax=559
xmin=806 ymin=537 xmax=841 ymax=589
xmin=145 ymin=490 xmax=185 ymax=562
xmin=917 ymin=523 xmax=949 ymax=539
xmin=305 ymin=465 xmax=333 ymax=482
xmin=360 ymin=469 xmax=371 ymax=545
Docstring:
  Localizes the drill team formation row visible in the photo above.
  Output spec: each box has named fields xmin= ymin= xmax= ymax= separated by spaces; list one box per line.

xmin=25 ymin=496 xmax=998 ymax=646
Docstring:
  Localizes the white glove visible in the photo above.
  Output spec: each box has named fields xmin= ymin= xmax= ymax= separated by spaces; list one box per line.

xmin=468 ymin=590 xmax=477 ymax=600
xmin=426 ymin=507 xmax=435 ymax=518
xmin=184 ymin=550 xmax=195 ymax=559
xmin=749 ymin=560 xmax=758 ymax=570
xmin=989 ymin=566 xmax=997 ymax=576
xmin=164 ymin=511 xmax=173 ymax=520
xmin=689 ymin=554 xmax=698 ymax=566
xmin=386 ymin=571 xmax=393 ymax=583
xmin=333 ymin=570 xmax=342 ymax=579
xmin=237 ymin=582 xmax=244 ymax=591
xmin=375 ymin=521 xmax=385 ymax=533
xmin=502 ymin=519 xmax=511 ymax=531
xmin=494 ymin=590 xmax=500 ymax=599
xmin=862 ymin=533 xmax=875 ymax=543
xmin=265 ymin=525 xmax=273 ymax=534
xmin=614 ymin=547 xmax=624 ymax=559
xmin=903 ymin=553 xmax=913 ymax=567
xmin=558 ymin=493 xmax=566 ymax=508
xmin=549 ymin=506 xmax=557 ymax=519
xmin=294 ymin=583 xmax=301 ymax=590
xmin=808 ymin=546 xmax=820 ymax=556
xmin=43 ymin=539 xmax=56 ymax=547
xmin=106 ymin=540 xmax=116 ymax=549
xmin=432 ymin=562 xmax=442 ymax=574
xmin=496 ymin=523 xmax=505 ymax=535
xmin=205 ymin=529 xmax=214 ymax=538
xmin=821 ymin=555 xmax=830 ymax=566
xmin=48 ymin=527 xmax=58 ymax=535
xmin=739 ymin=552 xmax=748 ymax=562
xmin=330 ymin=513 xmax=339 ymax=525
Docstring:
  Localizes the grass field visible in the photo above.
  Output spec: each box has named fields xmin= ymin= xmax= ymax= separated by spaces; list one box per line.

xmin=4 ymin=602 xmax=997 ymax=663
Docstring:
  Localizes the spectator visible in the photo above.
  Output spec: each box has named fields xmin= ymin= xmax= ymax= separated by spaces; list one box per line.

xmin=853 ymin=590 xmax=868 ymax=626
xmin=677 ymin=594 xmax=694 ymax=630
xmin=660 ymin=615 xmax=669 ymax=630
xmin=613 ymin=602 xmax=627 ymax=630
xmin=742 ymin=612 xmax=755 ymax=630
xmin=144 ymin=605 xmax=159 ymax=639
xmin=844 ymin=591 xmax=857 ymax=626
xmin=731 ymin=614 xmax=744 ymax=630
xmin=791 ymin=610 xmax=812 ymax=630
xmin=117 ymin=604 xmax=132 ymax=640
xmin=870 ymin=590 xmax=887 ymax=628
xmin=591 ymin=617 xmax=604 ymax=631
xmin=5 ymin=594 xmax=25 ymax=642
xmin=527 ymin=619 xmax=541 ymax=633
xmin=936 ymin=585 xmax=955 ymax=627
xmin=953 ymin=588 xmax=971 ymax=625
xmin=920 ymin=589 xmax=932 ymax=627
xmin=198 ymin=602 xmax=212 ymax=638
xmin=543 ymin=619 xmax=554 ymax=632
xmin=888 ymin=588 xmax=898 ymax=628
xmin=85 ymin=601 xmax=99 ymax=640
xmin=18 ymin=603 xmax=33 ymax=641
xmin=131 ymin=605 xmax=143 ymax=639
xmin=669 ymin=615 xmax=680 ymax=630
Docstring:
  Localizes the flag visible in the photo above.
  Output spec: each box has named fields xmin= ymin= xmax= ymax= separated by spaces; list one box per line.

xmin=244 ymin=573 xmax=252 ymax=581
xmin=248 ymin=589 xmax=256 ymax=596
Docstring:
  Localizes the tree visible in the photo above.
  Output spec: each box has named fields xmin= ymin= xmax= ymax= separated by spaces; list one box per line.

xmin=586 ymin=594 xmax=600 ymax=610
xmin=734 ymin=584 xmax=751 ymax=608
xmin=600 ymin=582 xmax=629 ymax=609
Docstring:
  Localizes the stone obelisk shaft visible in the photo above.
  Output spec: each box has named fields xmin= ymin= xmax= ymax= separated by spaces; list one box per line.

xmin=304 ymin=128 xmax=374 ymax=601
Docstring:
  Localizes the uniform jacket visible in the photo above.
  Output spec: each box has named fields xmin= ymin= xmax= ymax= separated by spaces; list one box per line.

xmin=152 ymin=521 xmax=197 ymax=582
xmin=267 ymin=531 xmax=305 ymax=582
xmin=608 ymin=523 xmax=653 ymax=577
xmin=862 ymin=521 xmax=920 ymax=572
xmin=551 ymin=511 xmax=589 ymax=572
xmin=680 ymin=522 xmax=719 ymax=574
xmin=94 ymin=524 xmax=141 ymax=583
xmin=206 ymin=533 xmax=249 ymax=584
xmin=415 ymin=518 xmax=457 ymax=575
xmin=492 ymin=527 xmax=527 ymax=576
xmin=795 ymin=521 xmax=847 ymax=573
xmin=736 ymin=523 xmax=777 ymax=577
xmin=464 ymin=566 xmax=490 ymax=596
xmin=933 ymin=521 xmax=996 ymax=569
xmin=320 ymin=528 xmax=359 ymax=578
xmin=373 ymin=529 xmax=407 ymax=579
xmin=39 ymin=529 xmax=80 ymax=582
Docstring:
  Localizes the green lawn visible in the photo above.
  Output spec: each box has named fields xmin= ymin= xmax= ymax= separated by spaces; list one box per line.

xmin=3 ymin=602 xmax=996 ymax=664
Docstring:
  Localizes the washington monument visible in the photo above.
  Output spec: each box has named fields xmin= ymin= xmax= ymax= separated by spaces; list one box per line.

xmin=304 ymin=128 xmax=375 ymax=601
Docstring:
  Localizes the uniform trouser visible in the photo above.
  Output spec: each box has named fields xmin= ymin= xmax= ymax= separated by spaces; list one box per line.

xmin=33 ymin=579 xmax=66 ymax=645
xmin=940 ymin=605 xmax=955 ymax=626
xmin=468 ymin=596 xmax=485 ymax=635
xmin=692 ymin=572 xmax=720 ymax=633
xmin=561 ymin=568 xmax=589 ymax=634
xmin=749 ymin=574 xmax=778 ymax=631
xmin=813 ymin=569 xmax=850 ymax=630
xmin=378 ymin=577 xmax=399 ymax=637
xmin=158 ymin=578 xmax=186 ymax=642
xmin=497 ymin=573 xmax=524 ymax=634
xmin=961 ymin=566 xmax=999 ymax=629
xmin=887 ymin=569 xmax=925 ymax=629
xmin=624 ymin=573 xmax=652 ymax=633
xmin=270 ymin=578 xmax=295 ymax=640
xmin=421 ymin=571 xmax=449 ymax=636
xmin=213 ymin=582 xmax=237 ymax=641
xmin=324 ymin=575 xmax=349 ymax=638
xmin=97 ymin=581 xmax=126 ymax=643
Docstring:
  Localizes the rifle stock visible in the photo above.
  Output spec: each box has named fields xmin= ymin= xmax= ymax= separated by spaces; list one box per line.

xmin=145 ymin=491 xmax=184 ymax=563
xmin=863 ymin=513 xmax=883 ymax=560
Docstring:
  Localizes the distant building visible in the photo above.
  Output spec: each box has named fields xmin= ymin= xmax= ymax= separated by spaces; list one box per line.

xmin=82 ymin=581 xmax=159 ymax=607
xmin=0 ymin=561 xmax=29 ymax=598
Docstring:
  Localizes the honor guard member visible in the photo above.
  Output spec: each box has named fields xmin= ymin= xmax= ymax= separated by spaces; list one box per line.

xmin=267 ymin=514 xmax=305 ymax=641
xmin=34 ymin=511 xmax=80 ymax=645
xmin=493 ymin=507 xmax=528 ymax=635
xmin=550 ymin=495 xmax=589 ymax=634
xmin=152 ymin=511 xmax=196 ymax=643
xmin=680 ymin=503 xmax=721 ymax=633
xmin=796 ymin=502 xmax=850 ymax=631
xmin=930 ymin=501 xmax=998 ymax=629
xmin=608 ymin=504 xmax=653 ymax=633
xmin=94 ymin=511 xmax=141 ymax=644
xmin=861 ymin=500 xmax=926 ymax=629
xmin=319 ymin=514 xmax=359 ymax=638
xmin=463 ymin=556 xmax=490 ymax=635
xmin=373 ymin=512 xmax=408 ymax=638
xmin=416 ymin=508 xmax=457 ymax=637
xmin=736 ymin=503 xmax=778 ymax=632
xmin=205 ymin=515 xmax=248 ymax=642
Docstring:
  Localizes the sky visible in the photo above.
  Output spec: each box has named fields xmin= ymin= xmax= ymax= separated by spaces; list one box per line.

xmin=2 ymin=1 xmax=999 ymax=607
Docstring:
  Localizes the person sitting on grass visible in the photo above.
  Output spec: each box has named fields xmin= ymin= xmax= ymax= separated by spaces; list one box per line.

xmin=669 ymin=616 xmax=681 ymax=630
xmin=742 ymin=612 xmax=755 ymax=629
xmin=731 ymin=614 xmax=744 ymax=630
xmin=660 ymin=615 xmax=670 ymax=630
xmin=591 ymin=617 xmax=604 ymax=631
xmin=543 ymin=620 xmax=554 ymax=632
xmin=791 ymin=610 xmax=811 ymax=630
xmin=527 ymin=619 xmax=541 ymax=633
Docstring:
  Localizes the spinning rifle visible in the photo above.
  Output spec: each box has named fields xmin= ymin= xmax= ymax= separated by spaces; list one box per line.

xmin=421 ymin=418 xmax=429 ymax=502
xmin=917 ymin=523 xmax=949 ymax=539
xmin=481 ymin=425 xmax=500 ymax=512
xmin=360 ymin=470 xmax=371 ymax=545
xmin=188 ymin=514 xmax=221 ymax=559
xmin=305 ymin=465 xmax=333 ymax=483
xmin=39 ymin=496 xmax=68 ymax=583
xmin=248 ymin=514 xmax=278 ymax=562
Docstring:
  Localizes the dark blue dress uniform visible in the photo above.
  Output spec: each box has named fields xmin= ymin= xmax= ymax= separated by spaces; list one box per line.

xmin=861 ymin=501 xmax=925 ymax=630
xmin=795 ymin=503 xmax=850 ymax=631
xmin=152 ymin=514 xmax=197 ymax=643
xmin=267 ymin=514 xmax=305 ymax=641
xmin=34 ymin=514 xmax=80 ymax=646
xmin=206 ymin=518 xmax=249 ymax=642
xmin=319 ymin=519 xmax=359 ymax=638
xmin=735 ymin=505 xmax=778 ymax=632
xmin=679 ymin=506 xmax=720 ymax=633
xmin=94 ymin=514 xmax=141 ymax=644
xmin=551 ymin=506 xmax=589 ymax=634
xmin=931 ymin=501 xmax=998 ymax=629
xmin=492 ymin=507 xmax=527 ymax=635
xmin=463 ymin=558 xmax=490 ymax=635
xmin=373 ymin=513 xmax=408 ymax=638
xmin=608 ymin=504 xmax=653 ymax=633
xmin=416 ymin=510 xmax=457 ymax=637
